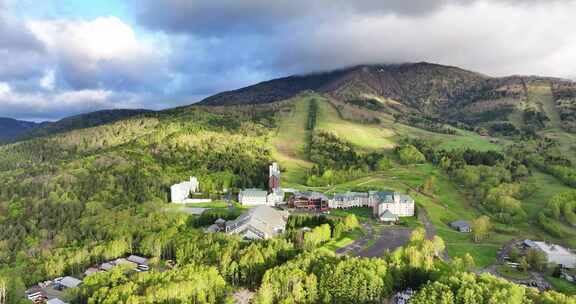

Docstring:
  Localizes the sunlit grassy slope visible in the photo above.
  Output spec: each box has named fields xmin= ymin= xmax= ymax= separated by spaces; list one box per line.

xmin=272 ymin=93 xmax=503 ymax=185
xmin=315 ymin=96 xmax=396 ymax=150
xmin=530 ymin=83 xmax=576 ymax=161
xmin=269 ymin=92 xmax=573 ymax=262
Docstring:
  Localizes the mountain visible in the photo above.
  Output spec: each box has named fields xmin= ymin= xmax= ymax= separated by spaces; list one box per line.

xmin=199 ymin=62 xmax=576 ymax=135
xmin=0 ymin=117 xmax=39 ymax=141
xmin=200 ymin=62 xmax=487 ymax=109
xmin=16 ymin=109 xmax=153 ymax=141
xmin=1 ymin=62 xmax=576 ymax=302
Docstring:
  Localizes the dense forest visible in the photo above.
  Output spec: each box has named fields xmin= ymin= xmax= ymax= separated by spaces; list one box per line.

xmin=1 ymin=101 xmax=575 ymax=304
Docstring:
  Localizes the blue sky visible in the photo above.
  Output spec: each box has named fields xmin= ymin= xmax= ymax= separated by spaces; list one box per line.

xmin=0 ymin=0 xmax=575 ymax=121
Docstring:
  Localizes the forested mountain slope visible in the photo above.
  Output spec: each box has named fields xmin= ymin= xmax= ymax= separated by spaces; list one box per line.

xmin=1 ymin=64 xmax=576 ymax=303
xmin=16 ymin=109 xmax=153 ymax=142
xmin=200 ymin=62 xmax=576 ymax=139
xmin=0 ymin=117 xmax=39 ymax=141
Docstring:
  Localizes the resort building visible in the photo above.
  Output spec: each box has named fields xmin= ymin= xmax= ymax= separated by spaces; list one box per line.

xmin=531 ymin=241 xmax=576 ymax=268
xmin=378 ymin=209 xmax=399 ymax=224
xmin=170 ymin=176 xmax=211 ymax=204
xmin=289 ymin=192 xmax=329 ymax=211
xmin=269 ymin=162 xmax=281 ymax=192
xmin=371 ymin=191 xmax=415 ymax=218
xmin=329 ymin=192 xmax=369 ymax=209
xmin=329 ymin=190 xmax=415 ymax=220
xmin=224 ymin=206 xmax=289 ymax=240
xmin=238 ymin=188 xmax=270 ymax=206
xmin=55 ymin=276 xmax=82 ymax=290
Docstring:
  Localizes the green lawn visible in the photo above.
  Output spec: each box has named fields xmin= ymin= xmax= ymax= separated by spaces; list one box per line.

xmin=317 ymin=164 xmax=511 ymax=267
xmin=271 ymin=96 xmax=314 ymax=185
xmin=328 ymin=207 xmax=374 ymax=222
xmin=319 ymin=228 xmax=365 ymax=253
xmin=316 ymin=97 xmax=396 ymax=150
xmin=176 ymin=201 xmax=230 ymax=208
xmin=546 ymin=276 xmax=576 ymax=296
xmin=436 ymin=130 xmax=502 ymax=152
xmin=496 ymin=265 xmax=531 ymax=280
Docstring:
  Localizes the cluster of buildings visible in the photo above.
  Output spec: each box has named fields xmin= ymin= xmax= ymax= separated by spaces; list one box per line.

xmin=204 ymin=162 xmax=415 ymax=240
xmin=522 ymin=240 xmax=576 ymax=269
xmin=238 ymin=163 xmax=285 ymax=206
xmin=25 ymin=255 xmax=149 ymax=304
xmin=329 ymin=191 xmax=415 ymax=222
xmin=170 ymin=176 xmax=212 ymax=204
xmin=207 ymin=205 xmax=289 ymax=240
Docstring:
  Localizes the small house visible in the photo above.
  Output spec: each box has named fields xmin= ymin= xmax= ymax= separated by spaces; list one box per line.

xmin=47 ymin=299 xmax=68 ymax=304
xmin=523 ymin=239 xmax=538 ymax=249
xmin=114 ymin=258 xmax=138 ymax=269
xmin=289 ymin=192 xmax=329 ymax=211
xmin=56 ymin=276 xmax=82 ymax=289
xmin=84 ymin=267 xmax=100 ymax=277
xmin=225 ymin=206 xmax=289 ymax=240
xmin=377 ymin=209 xmax=399 ymax=224
xmin=450 ymin=220 xmax=471 ymax=233
xmin=100 ymin=262 xmax=115 ymax=271
xmin=532 ymin=241 xmax=576 ymax=269
xmin=239 ymin=189 xmax=269 ymax=206
xmin=127 ymin=255 xmax=149 ymax=266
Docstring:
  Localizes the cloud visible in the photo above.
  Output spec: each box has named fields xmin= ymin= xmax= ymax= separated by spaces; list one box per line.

xmin=39 ymin=69 xmax=55 ymax=90
xmin=27 ymin=16 xmax=171 ymax=92
xmin=2 ymin=0 xmax=576 ymax=120
xmin=0 ymin=86 xmax=146 ymax=120
xmin=135 ymin=0 xmax=576 ymax=79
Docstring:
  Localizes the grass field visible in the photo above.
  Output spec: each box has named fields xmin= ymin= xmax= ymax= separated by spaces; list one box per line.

xmin=546 ymin=276 xmax=576 ymax=296
xmin=319 ymin=228 xmax=365 ymax=254
xmin=271 ymin=96 xmax=314 ymax=185
xmin=315 ymin=97 xmax=396 ymax=150
xmin=529 ymin=83 xmax=576 ymax=161
xmin=268 ymin=93 xmax=574 ymax=267
xmin=496 ymin=265 xmax=531 ymax=280
xmin=273 ymin=93 xmax=504 ymax=185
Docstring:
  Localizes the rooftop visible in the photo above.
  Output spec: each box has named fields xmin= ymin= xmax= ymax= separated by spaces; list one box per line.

xmin=294 ymin=191 xmax=328 ymax=200
xmin=534 ymin=241 xmax=574 ymax=256
xmin=451 ymin=220 xmax=470 ymax=228
xmin=59 ymin=276 xmax=82 ymax=288
xmin=240 ymin=188 xmax=268 ymax=196
xmin=227 ymin=205 xmax=288 ymax=237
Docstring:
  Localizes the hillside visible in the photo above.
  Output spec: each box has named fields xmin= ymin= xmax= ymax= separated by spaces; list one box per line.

xmin=0 ymin=117 xmax=39 ymax=141
xmin=17 ymin=109 xmax=153 ymax=141
xmin=1 ymin=64 xmax=576 ymax=302
xmin=200 ymin=62 xmax=576 ymax=140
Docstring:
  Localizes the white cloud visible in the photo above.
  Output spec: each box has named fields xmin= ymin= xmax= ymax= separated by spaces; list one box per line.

xmin=39 ymin=69 xmax=55 ymax=90
xmin=0 ymin=82 xmax=11 ymax=95
xmin=26 ymin=16 xmax=169 ymax=91
xmin=28 ymin=16 xmax=152 ymax=61
xmin=0 ymin=87 xmax=145 ymax=119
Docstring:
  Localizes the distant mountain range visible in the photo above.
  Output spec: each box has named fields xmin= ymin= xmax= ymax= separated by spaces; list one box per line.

xmin=0 ymin=117 xmax=39 ymax=141
xmin=199 ymin=62 xmax=576 ymax=134
xmin=3 ymin=62 xmax=576 ymax=143
xmin=0 ymin=109 xmax=152 ymax=142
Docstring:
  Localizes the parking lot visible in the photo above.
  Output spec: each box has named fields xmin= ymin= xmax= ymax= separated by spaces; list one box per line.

xmin=358 ymin=227 xmax=412 ymax=258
